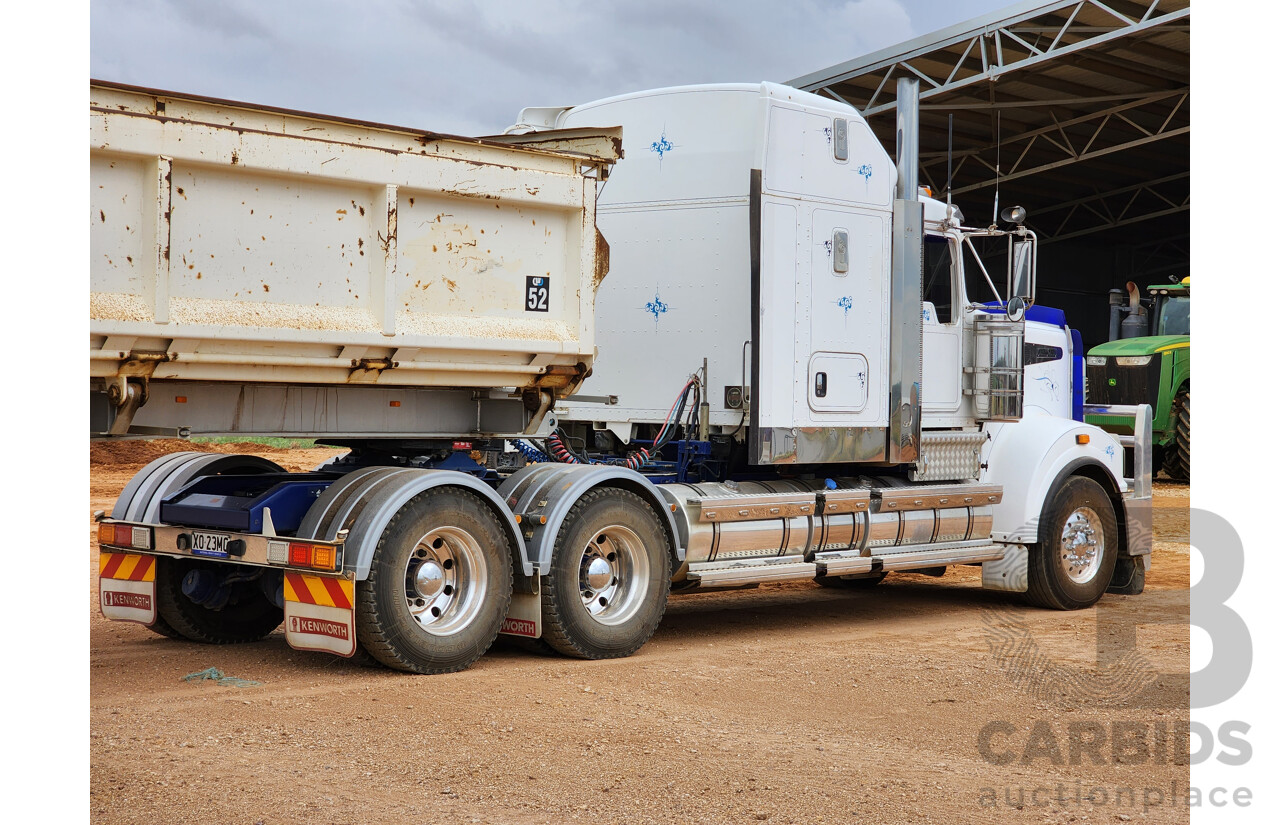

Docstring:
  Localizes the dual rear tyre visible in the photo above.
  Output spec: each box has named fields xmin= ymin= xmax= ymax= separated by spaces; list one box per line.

xmin=539 ymin=488 xmax=672 ymax=659
xmin=154 ymin=556 xmax=283 ymax=643
xmin=356 ymin=488 xmax=513 ymax=674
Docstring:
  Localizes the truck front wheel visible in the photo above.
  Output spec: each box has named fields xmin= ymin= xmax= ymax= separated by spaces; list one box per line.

xmin=355 ymin=488 xmax=513 ymax=674
xmin=1025 ymin=476 xmax=1119 ymax=610
xmin=540 ymin=488 xmax=671 ymax=659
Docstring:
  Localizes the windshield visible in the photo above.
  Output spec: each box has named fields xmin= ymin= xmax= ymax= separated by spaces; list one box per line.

xmin=1156 ymin=295 xmax=1190 ymax=336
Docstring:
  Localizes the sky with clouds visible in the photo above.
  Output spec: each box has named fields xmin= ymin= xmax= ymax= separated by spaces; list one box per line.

xmin=90 ymin=0 xmax=1014 ymax=136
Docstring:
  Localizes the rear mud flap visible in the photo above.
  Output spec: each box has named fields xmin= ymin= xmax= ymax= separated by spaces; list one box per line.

xmin=283 ymin=573 xmax=356 ymax=657
xmin=99 ymin=552 xmax=157 ymax=625
xmin=499 ymin=587 xmax=541 ymax=639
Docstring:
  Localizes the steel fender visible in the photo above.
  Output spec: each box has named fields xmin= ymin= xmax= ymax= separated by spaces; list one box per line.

xmin=297 ymin=468 xmax=528 ymax=580
xmin=983 ymin=411 xmax=1126 ymax=543
xmin=497 ymin=463 xmax=685 ymax=575
xmin=112 ymin=451 xmax=285 ymax=522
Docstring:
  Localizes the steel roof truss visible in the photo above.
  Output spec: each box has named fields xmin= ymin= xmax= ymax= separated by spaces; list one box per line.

xmin=835 ymin=3 xmax=1191 ymax=119
xmin=936 ymin=92 xmax=1186 ymax=194
xmin=1032 ymin=174 xmax=1190 ymax=241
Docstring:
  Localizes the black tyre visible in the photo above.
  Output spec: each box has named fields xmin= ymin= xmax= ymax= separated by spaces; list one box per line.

xmin=1162 ymin=388 xmax=1190 ymax=481
xmin=815 ymin=572 xmax=886 ymax=588
xmin=356 ymin=488 xmax=513 ymax=674
xmin=328 ymin=644 xmax=382 ymax=669
xmin=496 ymin=635 xmax=559 ymax=656
xmin=146 ymin=615 xmax=186 ymax=640
xmin=540 ymin=488 xmax=671 ymax=660
xmin=111 ymin=452 xmax=285 ymax=640
xmin=155 ymin=556 xmax=284 ymax=643
xmin=1025 ymin=476 xmax=1119 ymax=610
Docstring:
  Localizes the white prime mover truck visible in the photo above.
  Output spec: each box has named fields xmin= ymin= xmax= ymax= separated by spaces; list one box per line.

xmin=92 ymin=79 xmax=1152 ymax=674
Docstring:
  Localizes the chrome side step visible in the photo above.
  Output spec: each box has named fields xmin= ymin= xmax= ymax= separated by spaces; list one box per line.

xmin=686 ymin=558 xmax=817 ymax=587
xmin=684 ymin=542 xmax=1008 ymax=587
xmin=877 ymin=543 xmax=1005 ymax=571
xmin=812 ymin=549 xmax=875 ymax=576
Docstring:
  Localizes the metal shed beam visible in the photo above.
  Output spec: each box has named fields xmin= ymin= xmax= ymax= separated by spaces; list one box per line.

xmin=790 ymin=0 xmax=1190 ymax=119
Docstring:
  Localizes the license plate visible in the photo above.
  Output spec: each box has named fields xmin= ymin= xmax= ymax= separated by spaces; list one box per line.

xmin=190 ymin=531 xmax=231 ymax=558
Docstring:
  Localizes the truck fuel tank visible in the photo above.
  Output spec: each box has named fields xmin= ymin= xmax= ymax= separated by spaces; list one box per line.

xmin=659 ymin=479 xmax=1002 ymax=572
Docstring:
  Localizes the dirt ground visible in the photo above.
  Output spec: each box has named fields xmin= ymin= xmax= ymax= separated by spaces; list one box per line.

xmin=89 ymin=441 xmax=1190 ymax=824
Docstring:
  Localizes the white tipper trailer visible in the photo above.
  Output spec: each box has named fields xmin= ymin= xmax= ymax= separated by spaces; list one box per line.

xmin=93 ymin=79 xmax=1153 ymax=674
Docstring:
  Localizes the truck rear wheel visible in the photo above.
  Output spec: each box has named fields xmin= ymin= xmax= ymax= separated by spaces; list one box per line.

xmin=111 ymin=451 xmax=286 ymax=640
xmin=1162 ymin=388 xmax=1190 ymax=481
xmin=355 ymin=488 xmax=513 ymax=674
xmin=155 ymin=557 xmax=284 ymax=643
xmin=540 ymin=488 xmax=671 ymax=659
xmin=1025 ymin=476 xmax=1119 ymax=610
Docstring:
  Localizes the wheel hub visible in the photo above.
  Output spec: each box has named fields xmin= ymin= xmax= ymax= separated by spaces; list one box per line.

xmin=414 ymin=560 xmax=446 ymax=598
xmin=577 ymin=526 xmax=650 ymax=626
xmin=1059 ymin=508 xmax=1104 ymax=584
xmin=584 ymin=556 xmax=614 ymax=591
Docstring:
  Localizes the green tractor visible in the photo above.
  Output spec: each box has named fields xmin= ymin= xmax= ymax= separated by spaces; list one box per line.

xmin=1084 ymin=278 xmax=1190 ymax=480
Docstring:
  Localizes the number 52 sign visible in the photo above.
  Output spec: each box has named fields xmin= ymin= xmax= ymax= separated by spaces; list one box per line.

xmin=525 ymin=276 xmax=550 ymax=312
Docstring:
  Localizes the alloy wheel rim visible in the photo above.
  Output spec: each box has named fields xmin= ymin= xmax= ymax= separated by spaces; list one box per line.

xmin=577 ymin=524 xmax=650 ymax=626
xmin=404 ymin=526 xmax=488 ymax=635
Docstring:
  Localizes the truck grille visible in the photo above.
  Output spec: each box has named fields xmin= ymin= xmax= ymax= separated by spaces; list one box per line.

xmin=1086 ymin=359 xmax=1161 ymax=406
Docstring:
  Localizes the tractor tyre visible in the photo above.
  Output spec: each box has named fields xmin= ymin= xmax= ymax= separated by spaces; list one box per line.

xmin=1162 ymin=388 xmax=1190 ymax=481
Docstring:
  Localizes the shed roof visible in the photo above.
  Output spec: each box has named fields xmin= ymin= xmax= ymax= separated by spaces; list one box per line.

xmin=788 ymin=0 xmax=1189 ymax=270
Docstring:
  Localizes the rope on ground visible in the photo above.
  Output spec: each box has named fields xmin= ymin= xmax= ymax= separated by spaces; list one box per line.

xmin=180 ymin=667 xmax=261 ymax=688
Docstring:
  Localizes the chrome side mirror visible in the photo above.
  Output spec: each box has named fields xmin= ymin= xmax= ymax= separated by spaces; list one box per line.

xmin=1006 ymin=236 xmax=1036 ymax=312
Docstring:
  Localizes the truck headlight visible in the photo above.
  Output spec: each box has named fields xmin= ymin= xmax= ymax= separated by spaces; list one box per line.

xmin=1115 ymin=355 xmax=1153 ymax=366
xmin=1086 ymin=356 xmax=1107 ymax=366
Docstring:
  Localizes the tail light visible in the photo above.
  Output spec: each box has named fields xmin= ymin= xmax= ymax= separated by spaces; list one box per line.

xmin=97 ymin=523 xmax=152 ymax=550
xmin=268 ymin=540 xmax=341 ymax=572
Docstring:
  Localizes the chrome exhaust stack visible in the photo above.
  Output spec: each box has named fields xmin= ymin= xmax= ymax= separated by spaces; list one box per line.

xmin=888 ymin=77 xmax=924 ymax=463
